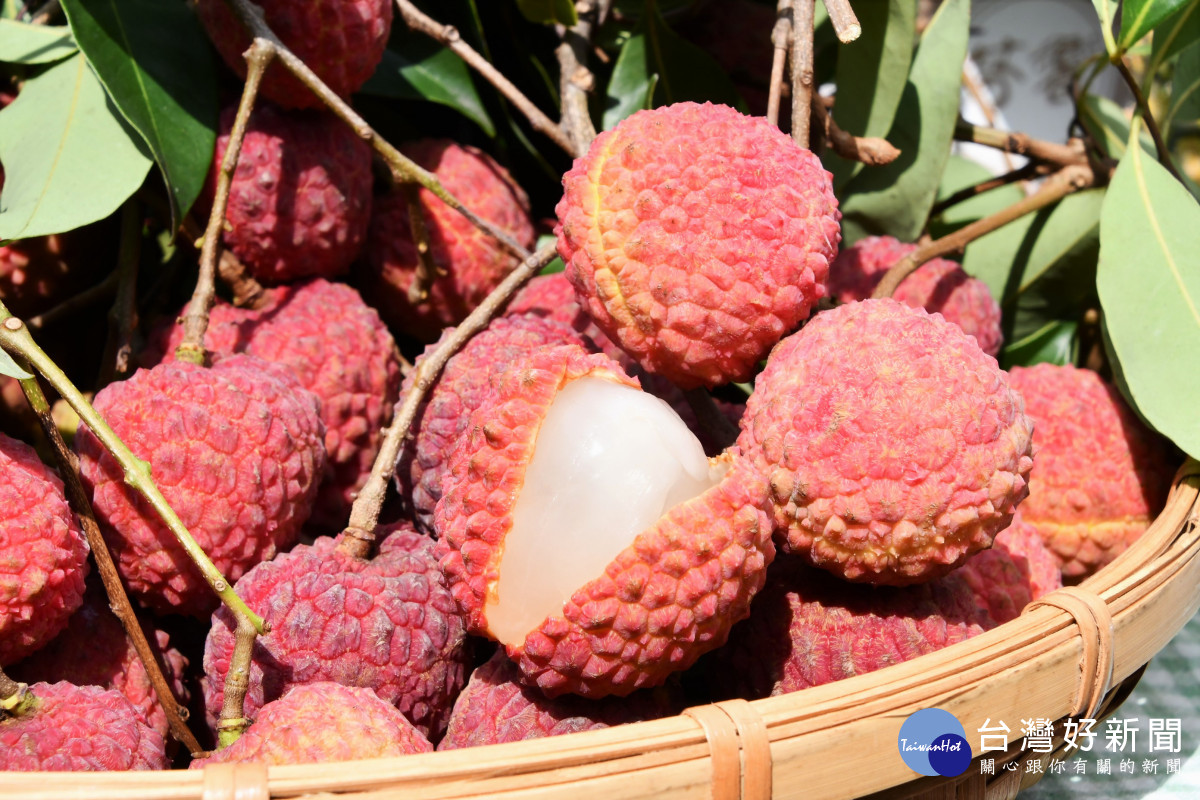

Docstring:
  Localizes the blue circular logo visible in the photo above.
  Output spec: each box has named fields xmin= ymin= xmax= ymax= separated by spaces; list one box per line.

xmin=898 ymin=709 xmax=971 ymax=776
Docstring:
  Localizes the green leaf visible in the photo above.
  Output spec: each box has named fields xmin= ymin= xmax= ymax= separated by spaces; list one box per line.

xmin=1150 ymin=0 xmax=1200 ymax=70
xmin=825 ymin=0 xmax=915 ymax=190
xmin=0 ymin=348 xmax=33 ymax=380
xmin=1098 ymin=121 xmax=1200 ymax=458
xmin=0 ymin=19 xmax=76 ymax=64
xmin=1092 ymin=0 xmax=1119 ymax=54
xmin=1078 ymin=93 xmax=1155 ymax=160
xmin=516 ymin=0 xmax=577 ymax=26
xmin=839 ymin=0 xmax=970 ymax=245
xmin=928 ymin=156 xmax=1025 ymax=239
xmin=1120 ymin=0 xmax=1190 ymax=52
xmin=360 ymin=44 xmax=495 ymax=136
xmin=998 ymin=320 xmax=1079 ymax=370
xmin=59 ymin=0 xmax=215 ymax=226
xmin=602 ymin=0 xmax=745 ymax=131
xmin=1166 ymin=40 xmax=1200 ymax=128
xmin=0 ymin=54 xmax=152 ymax=240
xmin=535 ymin=233 xmax=564 ymax=274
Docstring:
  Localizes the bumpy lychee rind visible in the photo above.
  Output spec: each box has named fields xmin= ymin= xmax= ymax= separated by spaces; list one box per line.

xmin=0 ymin=682 xmax=167 ymax=771
xmin=144 ymin=280 xmax=401 ymax=530
xmin=737 ymin=299 xmax=1034 ymax=585
xmin=76 ymin=355 xmax=326 ymax=617
xmin=993 ymin=514 xmax=1063 ymax=601
xmin=555 ymin=102 xmax=841 ymax=389
xmin=506 ymin=272 xmax=625 ymax=361
xmin=195 ymin=0 xmax=392 ymax=109
xmin=438 ymin=651 xmax=683 ymax=749
xmin=209 ymin=105 xmax=373 ymax=283
xmin=954 ymin=514 xmax=1062 ymax=624
xmin=828 ymin=236 xmax=1003 ymax=357
xmin=1007 ymin=364 xmax=1174 ymax=578
xmin=362 ymin=140 xmax=536 ymax=340
xmin=436 ymin=345 xmax=775 ymax=698
xmin=0 ymin=432 xmax=88 ymax=666
xmin=202 ymin=526 xmax=471 ymax=742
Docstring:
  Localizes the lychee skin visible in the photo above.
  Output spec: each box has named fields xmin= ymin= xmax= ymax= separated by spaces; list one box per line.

xmin=362 ymin=140 xmax=536 ymax=340
xmin=0 ymin=432 xmax=89 ymax=666
xmin=202 ymin=526 xmax=472 ymax=742
xmin=828 ymin=236 xmax=1003 ymax=357
xmin=0 ymin=682 xmax=167 ymax=771
xmin=506 ymin=272 xmax=625 ymax=362
xmin=76 ymin=355 xmax=327 ymax=617
xmin=195 ymin=0 xmax=392 ymax=109
xmin=144 ymin=280 xmax=402 ymax=530
xmin=436 ymin=345 xmax=775 ymax=698
xmin=556 ymin=102 xmax=841 ymax=389
xmin=737 ymin=299 xmax=1034 ymax=585
xmin=191 ymin=683 xmax=432 ymax=767
xmin=954 ymin=514 xmax=1062 ymax=624
xmin=209 ymin=104 xmax=373 ymax=283
xmin=438 ymin=651 xmax=683 ymax=750
xmin=1007 ymin=364 xmax=1175 ymax=579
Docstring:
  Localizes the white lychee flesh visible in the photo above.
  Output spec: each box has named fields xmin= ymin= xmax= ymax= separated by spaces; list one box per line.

xmin=485 ymin=376 xmax=728 ymax=644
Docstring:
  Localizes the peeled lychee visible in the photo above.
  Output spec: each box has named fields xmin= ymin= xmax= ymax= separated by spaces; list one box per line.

xmin=361 ymin=139 xmax=536 ymax=340
xmin=556 ymin=102 xmax=841 ymax=389
xmin=202 ymin=526 xmax=471 ymax=742
xmin=1007 ymin=364 xmax=1175 ymax=579
xmin=0 ymin=681 xmax=167 ymax=771
xmin=76 ymin=355 xmax=327 ymax=616
xmin=1 ymin=432 xmax=89 ymax=666
xmin=207 ymin=104 xmax=373 ymax=283
xmin=954 ymin=514 xmax=1062 ymax=624
xmin=191 ymin=683 xmax=432 ymax=767
xmin=828 ymin=236 xmax=1003 ymax=357
xmin=436 ymin=344 xmax=773 ymax=698
xmin=195 ymin=0 xmax=392 ymax=109
xmin=439 ymin=651 xmax=683 ymax=750
xmin=737 ymin=299 xmax=1034 ymax=585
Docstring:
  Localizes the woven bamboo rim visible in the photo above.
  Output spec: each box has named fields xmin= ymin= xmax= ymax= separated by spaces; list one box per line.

xmin=8 ymin=461 xmax=1199 ymax=800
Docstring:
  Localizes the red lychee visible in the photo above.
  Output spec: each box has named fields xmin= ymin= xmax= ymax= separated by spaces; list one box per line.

xmin=506 ymin=272 xmax=624 ymax=362
xmin=954 ymin=514 xmax=1062 ymax=624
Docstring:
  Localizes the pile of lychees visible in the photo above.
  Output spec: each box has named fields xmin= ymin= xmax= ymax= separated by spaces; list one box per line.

xmin=0 ymin=0 xmax=1177 ymax=775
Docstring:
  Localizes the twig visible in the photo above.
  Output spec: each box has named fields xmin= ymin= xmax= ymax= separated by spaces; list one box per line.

xmin=215 ymin=614 xmax=257 ymax=747
xmin=181 ymin=215 xmax=266 ymax=309
xmin=27 ymin=0 xmax=59 ymax=25
xmin=954 ymin=119 xmax=1089 ymax=167
xmin=396 ymin=0 xmax=578 ymax=157
xmin=98 ymin=201 xmax=141 ymax=388
xmin=928 ymin=161 xmax=1049 ymax=217
xmin=790 ymin=0 xmax=815 ymax=147
xmin=13 ymin=365 xmax=201 ymax=755
xmin=178 ymin=40 xmax=273 ymax=366
xmin=1114 ymin=58 xmax=1181 ymax=181
xmin=25 ymin=272 xmax=118 ymax=332
xmin=403 ymin=183 xmax=440 ymax=305
xmin=767 ymin=0 xmax=792 ymax=128
xmin=339 ymin=244 xmax=559 ymax=559
xmin=823 ymin=0 xmax=861 ymax=42
xmin=683 ymin=388 xmax=739 ymax=451
xmin=872 ymin=164 xmax=1097 ymax=300
xmin=811 ymin=96 xmax=900 ymax=165
xmin=555 ymin=1 xmax=600 ymax=155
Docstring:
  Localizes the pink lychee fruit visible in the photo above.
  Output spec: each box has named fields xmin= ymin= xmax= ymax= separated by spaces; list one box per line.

xmin=144 ymin=279 xmax=401 ymax=530
xmin=1007 ymin=364 xmax=1175 ymax=579
xmin=195 ymin=0 xmax=392 ymax=109
xmin=828 ymin=236 xmax=1003 ymax=357
xmin=736 ymin=298 xmax=1034 ymax=585
xmin=191 ymin=682 xmax=432 ymax=766
xmin=506 ymin=272 xmax=625 ymax=362
xmin=0 ymin=432 xmax=88 ymax=666
xmin=953 ymin=513 xmax=1062 ymax=624
xmin=76 ymin=355 xmax=327 ymax=617
xmin=438 ymin=651 xmax=684 ymax=750
xmin=360 ymin=139 xmax=536 ymax=340
xmin=555 ymin=102 xmax=841 ymax=389
xmin=436 ymin=343 xmax=774 ymax=698
xmin=0 ymin=681 xmax=167 ymax=771
xmin=202 ymin=525 xmax=471 ymax=742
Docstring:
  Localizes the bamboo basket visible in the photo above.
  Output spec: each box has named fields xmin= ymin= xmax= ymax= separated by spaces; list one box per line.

xmin=8 ymin=461 xmax=1200 ymax=800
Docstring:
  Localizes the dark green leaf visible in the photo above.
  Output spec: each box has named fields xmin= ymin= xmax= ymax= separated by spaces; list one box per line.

xmin=516 ymin=0 xmax=577 ymax=26
xmin=59 ymin=0 xmax=215 ymax=225
xmin=1098 ymin=121 xmax=1200 ymax=458
xmin=1078 ymin=93 xmax=1155 ymax=160
xmin=1120 ymin=0 xmax=1189 ymax=52
xmin=1150 ymin=0 xmax=1200 ymax=69
xmin=360 ymin=44 xmax=495 ymax=136
xmin=839 ymin=0 xmax=970 ymax=245
xmin=0 ymin=348 xmax=32 ymax=380
xmin=998 ymin=320 xmax=1079 ymax=370
xmin=1166 ymin=41 xmax=1200 ymax=127
xmin=0 ymin=19 xmax=76 ymax=64
xmin=0 ymin=53 xmax=152 ymax=240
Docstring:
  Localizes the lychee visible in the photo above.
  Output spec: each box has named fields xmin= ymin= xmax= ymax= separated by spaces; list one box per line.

xmin=202 ymin=526 xmax=471 ymax=742
xmin=439 ymin=651 xmax=683 ymax=750
xmin=436 ymin=343 xmax=774 ymax=698
xmin=1007 ymin=364 xmax=1175 ymax=579
xmin=76 ymin=355 xmax=327 ymax=616
xmin=0 ymin=432 xmax=89 ymax=666
xmin=195 ymin=0 xmax=392 ymax=109
xmin=191 ymin=683 xmax=432 ymax=767
xmin=207 ymin=104 xmax=374 ymax=283
xmin=555 ymin=102 xmax=841 ymax=389
xmin=828 ymin=236 xmax=1003 ymax=357
xmin=736 ymin=299 xmax=1034 ymax=585
xmin=360 ymin=139 xmax=537 ymax=340
xmin=506 ymin=272 xmax=624 ymax=362
xmin=953 ymin=514 xmax=1062 ymax=624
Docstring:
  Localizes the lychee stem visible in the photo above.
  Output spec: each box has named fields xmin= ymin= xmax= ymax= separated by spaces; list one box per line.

xmin=789 ymin=0 xmax=814 ymax=148
xmin=339 ymin=243 xmax=559 ymax=558
xmin=554 ymin=0 xmax=600 ymax=155
xmin=181 ymin=214 xmax=267 ymax=310
xmin=0 ymin=668 xmax=38 ymax=718
xmin=952 ymin=120 xmax=1089 ymax=168
xmin=403 ymin=183 xmax=440 ymax=305
xmin=810 ymin=96 xmax=900 ymax=167
xmin=0 ymin=308 xmax=266 ymax=637
xmin=766 ymin=0 xmax=791 ymax=128
xmin=97 ymin=200 xmax=141 ymax=387
xmin=177 ymin=38 xmax=274 ymax=366
xmin=11 ymin=362 xmax=203 ymax=755
xmin=823 ymin=0 xmax=861 ymax=43
xmin=215 ymin=614 xmax=258 ymax=748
